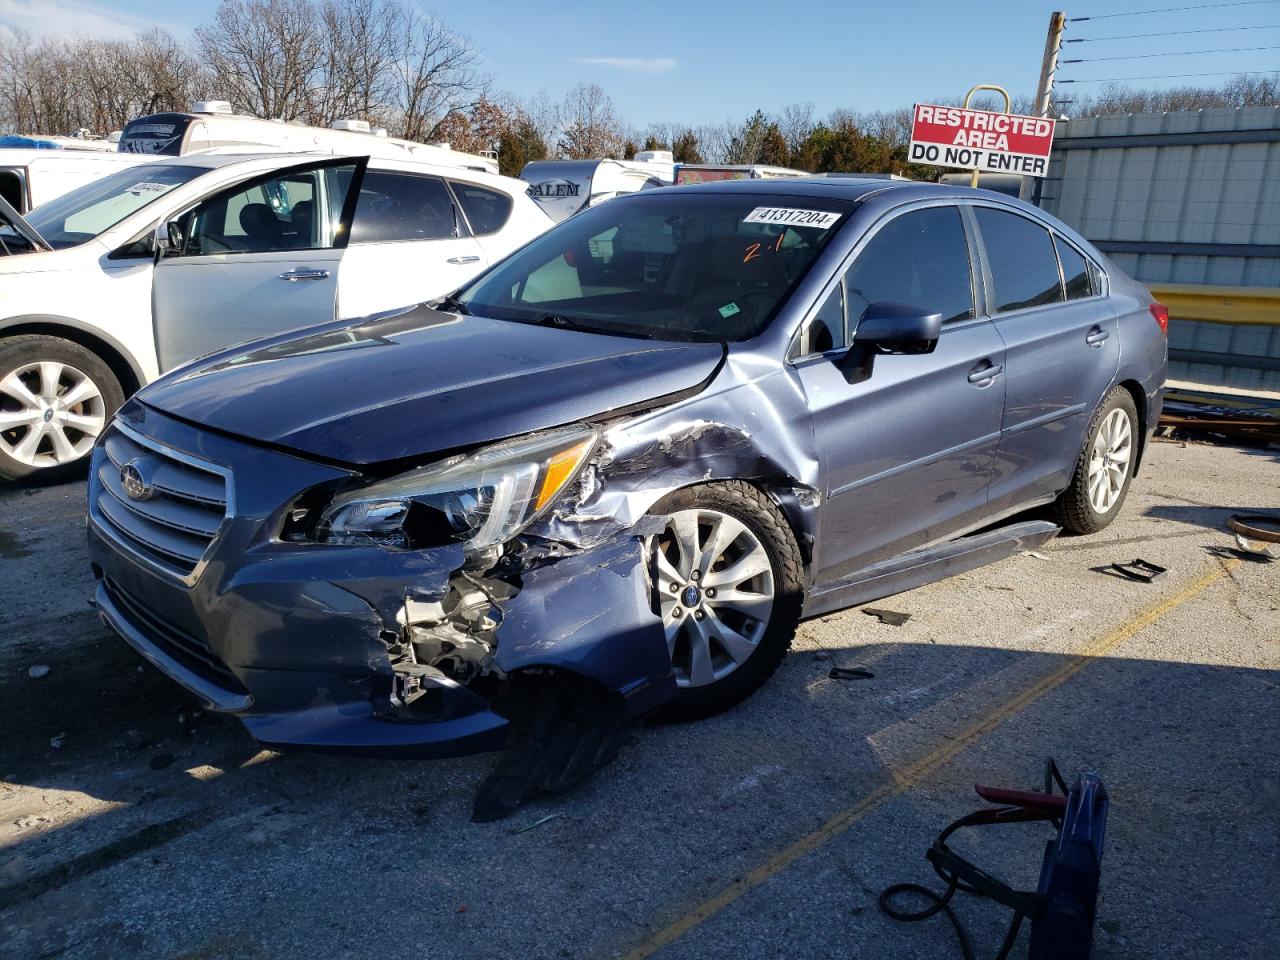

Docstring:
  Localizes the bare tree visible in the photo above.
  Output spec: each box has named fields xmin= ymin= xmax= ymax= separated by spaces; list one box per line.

xmin=0 ymin=28 xmax=202 ymax=136
xmin=389 ymin=7 xmax=485 ymax=142
xmin=556 ymin=83 xmax=623 ymax=159
xmin=518 ymin=89 xmax=559 ymax=152
xmin=312 ymin=0 xmax=398 ymax=126
xmin=195 ymin=0 xmax=321 ymax=120
xmin=778 ymin=101 xmax=813 ymax=155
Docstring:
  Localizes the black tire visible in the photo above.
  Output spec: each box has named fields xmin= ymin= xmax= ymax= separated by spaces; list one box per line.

xmin=0 ymin=334 xmax=124 ymax=484
xmin=1053 ymin=386 xmax=1139 ymax=535
xmin=647 ymin=480 xmax=805 ymax=719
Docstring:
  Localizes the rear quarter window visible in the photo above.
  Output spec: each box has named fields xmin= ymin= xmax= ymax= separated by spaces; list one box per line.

xmin=452 ymin=182 xmax=513 ymax=236
xmin=1054 ymin=235 xmax=1093 ymax=300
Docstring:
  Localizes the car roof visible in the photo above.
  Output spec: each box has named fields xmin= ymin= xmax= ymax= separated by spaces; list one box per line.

xmin=658 ymin=175 xmax=1035 ymax=206
xmin=661 ymin=176 xmax=917 ymax=201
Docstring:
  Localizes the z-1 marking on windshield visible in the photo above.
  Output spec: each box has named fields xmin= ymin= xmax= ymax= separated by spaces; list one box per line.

xmin=743 ymin=207 xmax=840 ymax=229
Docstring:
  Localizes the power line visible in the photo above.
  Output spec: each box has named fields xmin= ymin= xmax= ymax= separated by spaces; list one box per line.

xmin=1063 ymin=44 xmax=1280 ymax=62
xmin=1070 ymin=0 xmax=1280 ymax=21
xmin=1057 ymin=69 xmax=1280 ymax=82
xmin=1064 ymin=25 xmax=1277 ymax=42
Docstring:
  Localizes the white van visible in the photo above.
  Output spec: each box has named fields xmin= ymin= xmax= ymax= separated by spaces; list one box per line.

xmin=0 ymin=149 xmax=154 ymax=214
xmin=0 ymin=151 xmax=551 ymax=480
xmin=119 ymin=102 xmax=499 ymax=175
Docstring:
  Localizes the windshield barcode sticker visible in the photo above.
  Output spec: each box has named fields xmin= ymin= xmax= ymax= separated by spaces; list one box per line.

xmin=743 ymin=207 xmax=840 ymax=229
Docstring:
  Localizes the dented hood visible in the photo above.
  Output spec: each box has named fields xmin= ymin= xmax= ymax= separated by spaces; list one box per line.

xmin=137 ymin=304 xmax=724 ymax=465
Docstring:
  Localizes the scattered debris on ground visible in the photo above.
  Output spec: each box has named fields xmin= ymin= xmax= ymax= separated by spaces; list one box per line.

xmin=1228 ymin=514 xmax=1280 ymax=560
xmin=863 ymin=608 xmax=911 ymax=627
xmin=829 ymin=666 xmax=875 ymax=681
xmin=510 ymin=813 xmax=562 ymax=835
xmin=1109 ymin=558 xmax=1168 ymax=583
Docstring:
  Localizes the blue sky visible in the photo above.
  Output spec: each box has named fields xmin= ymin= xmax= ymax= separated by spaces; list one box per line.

xmin=2 ymin=0 xmax=1277 ymax=126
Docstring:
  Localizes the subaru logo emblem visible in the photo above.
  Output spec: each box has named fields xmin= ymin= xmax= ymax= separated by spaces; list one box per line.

xmin=120 ymin=459 xmax=154 ymax=501
xmin=681 ymin=585 xmax=701 ymax=609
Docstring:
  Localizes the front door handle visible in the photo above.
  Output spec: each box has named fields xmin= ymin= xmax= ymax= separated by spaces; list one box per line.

xmin=278 ymin=268 xmax=330 ymax=282
xmin=1086 ymin=326 xmax=1110 ymax=347
xmin=967 ymin=361 xmax=1003 ymax=384
xmin=447 ymin=255 xmax=481 ymax=265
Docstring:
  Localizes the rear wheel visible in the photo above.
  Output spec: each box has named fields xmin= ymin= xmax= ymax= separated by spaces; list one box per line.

xmin=0 ymin=335 xmax=122 ymax=483
xmin=1053 ymin=386 xmax=1138 ymax=534
xmin=646 ymin=481 xmax=804 ymax=719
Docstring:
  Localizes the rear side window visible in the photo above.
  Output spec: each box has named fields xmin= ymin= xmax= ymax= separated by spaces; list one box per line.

xmin=1054 ymin=235 xmax=1093 ymax=300
xmin=452 ymin=182 xmax=512 ymax=236
xmin=351 ymin=171 xmax=458 ymax=243
xmin=976 ymin=208 xmax=1064 ymax=312
xmin=846 ymin=206 xmax=974 ymax=331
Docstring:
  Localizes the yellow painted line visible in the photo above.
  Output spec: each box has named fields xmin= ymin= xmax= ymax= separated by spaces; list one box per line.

xmin=615 ymin=560 xmax=1238 ymax=960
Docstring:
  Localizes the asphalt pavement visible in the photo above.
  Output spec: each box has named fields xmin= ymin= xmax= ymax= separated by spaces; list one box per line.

xmin=1 ymin=437 xmax=1277 ymax=960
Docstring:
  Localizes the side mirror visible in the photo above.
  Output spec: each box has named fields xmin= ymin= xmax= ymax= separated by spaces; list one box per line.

xmin=852 ymin=302 xmax=943 ymax=355
xmin=156 ymin=220 xmax=185 ymax=259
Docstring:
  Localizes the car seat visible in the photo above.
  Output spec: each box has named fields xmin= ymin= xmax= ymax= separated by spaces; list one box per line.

xmin=288 ymin=199 xmax=314 ymax=248
xmin=239 ymin=202 xmax=285 ymax=250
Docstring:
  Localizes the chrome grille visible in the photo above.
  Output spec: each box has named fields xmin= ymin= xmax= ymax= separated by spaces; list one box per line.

xmin=92 ymin=423 xmax=231 ymax=582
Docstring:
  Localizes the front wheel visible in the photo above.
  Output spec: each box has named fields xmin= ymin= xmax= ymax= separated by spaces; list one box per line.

xmin=646 ymin=481 xmax=804 ymax=719
xmin=1053 ymin=386 xmax=1139 ymax=534
xmin=0 ymin=335 xmax=123 ymax=483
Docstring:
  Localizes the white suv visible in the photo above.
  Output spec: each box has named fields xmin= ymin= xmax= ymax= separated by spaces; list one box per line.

xmin=0 ymin=152 xmax=552 ymax=480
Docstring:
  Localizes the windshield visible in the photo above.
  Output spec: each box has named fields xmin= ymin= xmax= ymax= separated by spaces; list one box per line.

xmin=7 ymin=163 xmax=207 ymax=251
xmin=458 ymin=192 xmax=850 ymax=342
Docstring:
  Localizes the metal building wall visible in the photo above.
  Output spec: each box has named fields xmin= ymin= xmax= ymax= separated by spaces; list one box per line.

xmin=1039 ymin=106 xmax=1280 ymax=393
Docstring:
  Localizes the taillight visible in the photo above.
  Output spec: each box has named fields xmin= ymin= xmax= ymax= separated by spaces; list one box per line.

xmin=1148 ymin=302 xmax=1169 ymax=336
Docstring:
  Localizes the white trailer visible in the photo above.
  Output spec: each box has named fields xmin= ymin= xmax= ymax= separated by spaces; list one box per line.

xmin=119 ymin=102 xmax=499 ymax=175
xmin=0 ymin=149 xmax=154 ymax=214
xmin=520 ymin=152 xmax=674 ymax=222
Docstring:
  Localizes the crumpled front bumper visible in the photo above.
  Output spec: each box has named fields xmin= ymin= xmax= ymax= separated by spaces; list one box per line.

xmin=87 ymin=402 xmax=675 ymax=758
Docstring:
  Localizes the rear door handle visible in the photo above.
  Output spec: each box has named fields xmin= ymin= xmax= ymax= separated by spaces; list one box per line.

xmin=1086 ymin=326 xmax=1110 ymax=347
xmin=278 ymin=268 xmax=330 ymax=282
xmin=967 ymin=361 xmax=1003 ymax=384
xmin=447 ymin=255 xmax=481 ymax=265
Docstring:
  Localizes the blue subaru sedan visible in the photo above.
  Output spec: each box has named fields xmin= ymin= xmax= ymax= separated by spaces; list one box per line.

xmin=86 ymin=178 xmax=1166 ymax=814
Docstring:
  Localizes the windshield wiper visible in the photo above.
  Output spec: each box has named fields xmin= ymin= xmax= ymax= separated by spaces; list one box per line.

xmin=536 ymin=314 xmax=665 ymax=341
xmin=434 ymin=293 xmax=470 ymax=315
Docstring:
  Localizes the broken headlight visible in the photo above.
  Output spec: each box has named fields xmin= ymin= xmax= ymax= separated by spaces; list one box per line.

xmin=317 ymin=426 xmax=598 ymax=550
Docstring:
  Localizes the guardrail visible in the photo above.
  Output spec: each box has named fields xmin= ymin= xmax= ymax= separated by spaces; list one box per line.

xmin=1146 ymin=284 xmax=1280 ymax=327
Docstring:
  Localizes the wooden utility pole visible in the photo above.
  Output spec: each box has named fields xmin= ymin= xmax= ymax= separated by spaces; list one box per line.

xmin=1021 ymin=10 xmax=1067 ymax=201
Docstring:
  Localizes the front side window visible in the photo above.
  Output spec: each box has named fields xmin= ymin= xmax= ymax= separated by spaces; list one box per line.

xmin=845 ymin=206 xmax=974 ymax=331
xmin=15 ymin=163 xmax=206 ymax=250
xmin=350 ymin=171 xmax=458 ymax=243
xmin=1054 ymin=235 xmax=1093 ymax=300
xmin=453 ymin=182 xmax=512 ymax=236
xmin=976 ymin=208 xmax=1065 ymax=313
xmin=184 ymin=167 xmax=333 ymax=255
xmin=459 ymin=193 xmax=850 ymax=342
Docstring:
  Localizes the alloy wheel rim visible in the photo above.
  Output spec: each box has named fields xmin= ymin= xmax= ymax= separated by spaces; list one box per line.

xmin=0 ymin=361 xmax=106 ymax=468
xmin=1086 ymin=407 xmax=1133 ymax=514
xmin=650 ymin=508 xmax=775 ymax=688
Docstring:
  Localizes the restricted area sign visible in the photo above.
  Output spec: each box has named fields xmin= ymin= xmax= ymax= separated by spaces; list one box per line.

xmin=909 ymin=103 xmax=1055 ymax=177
